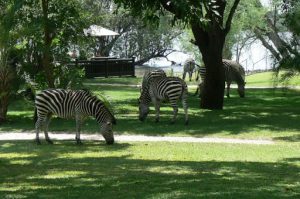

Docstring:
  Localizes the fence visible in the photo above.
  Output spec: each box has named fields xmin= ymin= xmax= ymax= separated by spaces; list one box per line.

xmin=73 ymin=57 xmax=135 ymax=78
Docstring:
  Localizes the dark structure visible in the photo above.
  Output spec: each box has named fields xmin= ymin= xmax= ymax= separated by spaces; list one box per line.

xmin=74 ymin=57 xmax=135 ymax=78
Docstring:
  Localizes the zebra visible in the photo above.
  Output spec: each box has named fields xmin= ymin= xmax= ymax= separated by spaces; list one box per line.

xmin=141 ymin=69 xmax=166 ymax=90
xmin=182 ymin=58 xmax=196 ymax=82
xmin=138 ymin=76 xmax=189 ymax=125
xmin=195 ymin=59 xmax=246 ymax=98
xmin=34 ymin=89 xmax=116 ymax=145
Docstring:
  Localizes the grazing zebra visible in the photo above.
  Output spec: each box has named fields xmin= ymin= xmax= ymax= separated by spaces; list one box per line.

xmin=34 ymin=89 xmax=116 ymax=145
xmin=138 ymin=76 xmax=189 ymax=125
xmin=195 ymin=59 xmax=246 ymax=98
xmin=182 ymin=58 xmax=196 ymax=82
xmin=141 ymin=69 xmax=167 ymax=89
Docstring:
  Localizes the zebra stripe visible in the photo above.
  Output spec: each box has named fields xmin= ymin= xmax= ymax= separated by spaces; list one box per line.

xmin=139 ymin=76 xmax=188 ymax=125
xmin=182 ymin=58 xmax=196 ymax=81
xmin=195 ymin=59 xmax=246 ymax=98
xmin=141 ymin=69 xmax=167 ymax=89
xmin=34 ymin=89 xmax=116 ymax=145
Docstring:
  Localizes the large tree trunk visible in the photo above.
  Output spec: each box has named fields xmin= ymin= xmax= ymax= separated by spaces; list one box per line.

xmin=42 ymin=0 xmax=55 ymax=88
xmin=191 ymin=24 xmax=226 ymax=110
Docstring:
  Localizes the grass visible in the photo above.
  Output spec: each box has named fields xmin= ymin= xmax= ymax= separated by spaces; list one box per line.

xmin=0 ymin=141 xmax=299 ymax=198
xmin=2 ymin=85 xmax=300 ymax=141
xmin=246 ymin=71 xmax=300 ymax=87
xmin=0 ymin=75 xmax=300 ymax=198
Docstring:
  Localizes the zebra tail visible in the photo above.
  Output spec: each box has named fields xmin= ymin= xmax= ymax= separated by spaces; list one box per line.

xmin=181 ymin=80 xmax=188 ymax=98
xmin=112 ymin=116 xmax=117 ymax=125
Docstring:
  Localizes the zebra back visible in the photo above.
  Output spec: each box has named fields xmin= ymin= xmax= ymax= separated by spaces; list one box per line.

xmin=183 ymin=58 xmax=195 ymax=73
xmin=222 ymin=59 xmax=245 ymax=86
xmin=35 ymin=89 xmax=116 ymax=124
xmin=197 ymin=59 xmax=245 ymax=85
xmin=141 ymin=69 xmax=166 ymax=89
xmin=140 ymin=76 xmax=187 ymax=104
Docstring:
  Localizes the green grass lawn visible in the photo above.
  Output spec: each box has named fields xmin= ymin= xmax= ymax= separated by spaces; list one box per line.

xmin=2 ymin=84 xmax=300 ymax=141
xmin=246 ymin=71 xmax=300 ymax=87
xmin=0 ymin=141 xmax=299 ymax=198
xmin=0 ymin=76 xmax=300 ymax=198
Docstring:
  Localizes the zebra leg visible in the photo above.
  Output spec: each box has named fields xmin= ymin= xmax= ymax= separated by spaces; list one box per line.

xmin=226 ymin=82 xmax=231 ymax=98
xmin=35 ymin=119 xmax=43 ymax=145
xmin=154 ymin=100 xmax=161 ymax=123
xmin=182 ymin=72 xmax=186 ymax=80
xmin=189 ymin=72 xmax=192 ymax=82
xmin=44 ymin=113 xmax=53 ymax=144
xmin=170 ymin=104 xmax=178 ymax=124
xmin=181 ymin=87 xmax=189 ymax=125
xmin=75 ymin=115 xmax=83 ymax=144
xmin=194 ymin=84 xmax=199 ymax=96
xmin=182 ymin=95 xmax=189 ymax=126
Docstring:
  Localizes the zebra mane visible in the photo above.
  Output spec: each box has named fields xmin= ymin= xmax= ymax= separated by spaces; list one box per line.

xmin=80 ymin=89 xmax=116 ymax=124
xmin=94 ymin=92 xmax=116 ymax=124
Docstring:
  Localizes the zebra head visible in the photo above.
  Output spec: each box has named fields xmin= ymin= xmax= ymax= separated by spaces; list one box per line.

xmin=238 ymin=83 xmax=245 ymax=98
xmin=100 ymin=121 xmax=115 ymax=145
xmin=237 ymin=81 xmax=246 ymax=98
xmin=138 ymin=99 xmax=149 ymax=122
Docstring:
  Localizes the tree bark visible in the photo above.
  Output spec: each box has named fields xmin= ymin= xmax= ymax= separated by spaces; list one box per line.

xmin=191 ymin=23 xmax=225 ymax=110
xmin=41 ymin=0 xmax=55 ymax=88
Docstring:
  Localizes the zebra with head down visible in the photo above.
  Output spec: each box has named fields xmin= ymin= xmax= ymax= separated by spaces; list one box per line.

xmin=141 ymin=69 xmax=167 ymax=90
xmin=34 ymin=89 xmax=116 ymax=145
xmin=195 ymin=59 xmax=246 ymax=98
xmin=138 ymin=76 xmax=189 ymax=125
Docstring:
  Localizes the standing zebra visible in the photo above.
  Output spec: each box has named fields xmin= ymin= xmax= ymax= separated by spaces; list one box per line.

xmin=141 ymin=69 xmax=167 ymax=89
xmin=34 ymin=89 xmax=116 ymax=145
xmin=138 ymin=76 xmax=189 ymax=125
xmin=195 ymin=59 xmax=246 ymax=98
xmin=182 ymin=58 xmax=196 ymax=81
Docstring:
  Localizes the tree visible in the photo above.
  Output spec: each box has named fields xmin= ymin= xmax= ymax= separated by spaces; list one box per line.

xmin=0 ymin=1 xmax=22 ymax=122
xmin=79 ymin=0 xmax=182 ymax=65
xmin=15 ymin=0 xmax=84 ymax=88
xmin=112 ymin=16 xmax=182 ymax=65
xmin=114 ymin=0 xmax=241 ymax=109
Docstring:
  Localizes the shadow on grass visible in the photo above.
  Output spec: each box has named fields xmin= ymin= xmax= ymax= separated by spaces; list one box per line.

xmin=0 ymin=141 xmax=299 ymax=199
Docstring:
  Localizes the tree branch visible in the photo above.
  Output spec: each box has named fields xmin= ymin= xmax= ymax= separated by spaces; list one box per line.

xmin=225 ymin=0 xmax=240 ymax=34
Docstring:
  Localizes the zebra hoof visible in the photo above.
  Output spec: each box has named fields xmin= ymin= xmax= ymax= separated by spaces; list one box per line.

xmin=185 ymin=120 xmax=189 ymax=126
xmin=155 ymin=119 xmax=159 ymax=123
xmin=46 ymin=139 xmax=53 ymax=144
xmin=170 ymin=121 xmax=175 ymax=125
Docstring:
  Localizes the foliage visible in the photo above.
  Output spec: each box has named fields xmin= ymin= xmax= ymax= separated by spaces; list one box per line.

xmin=77 ymin=0 xmax=182 ymax=65
xmin=224 ymin=0 xmax=266 ymax=60
xmin=53 ymin=64 xmax=85 ymax=89
xmin=112 ymin=15 xmax=182 ymax=65
xmin=11 ymin=0 xmax=85 ymax=88
xmin=177 ymin=30 xmax=203 ymax=65
xmin=0 ymin=0 xmax=22 ymax=122
xmin=282 ymin=0 xmax=300 ymax=35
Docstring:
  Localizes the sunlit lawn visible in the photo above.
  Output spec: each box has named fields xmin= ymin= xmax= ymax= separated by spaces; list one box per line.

xmin=246 ymin=71 xmax=300 ymax=87
xmin=0 ymin=141 xmax=299 ymax=198
xmin=0 ymin=76 xmax=300 ymax=198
